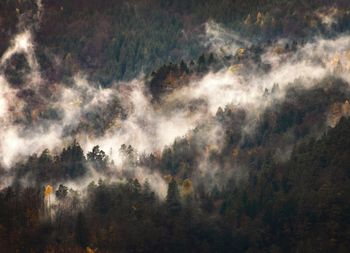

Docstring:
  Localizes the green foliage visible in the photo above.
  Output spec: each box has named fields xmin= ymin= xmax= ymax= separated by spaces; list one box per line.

xmin=2 ymin=1 xmax=350 ymax=251
xmin=75 ymin=212 xmax=90 ymax=248
xmin=166 ymin=178 xmax=182 ymax=214
xmin=56 ymin=184 xmax=68 ymax=200
xmin=60 ymin=140 xmax=87 ymax=179
xmin=87 ymin=145 xmax=108 ymax=171
xmin=3 ymin=0 xmax=348 ymax=85
xmin=3 ymin=53 xmax=31 ymax=88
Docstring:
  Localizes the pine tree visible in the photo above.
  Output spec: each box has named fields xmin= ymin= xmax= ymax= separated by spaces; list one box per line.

xmin=166 ymin=178 xmax=181 ymax=214
xmin=197 ymin=54 xmax=206 ymax=73
xmin=61 ymin=140 xmax=87 ymax=179
xmin=55 ymin=184 xmax=68 ymax=200
xmin=75 ymin=212 xmax=90 ymax=248
xmin=180 ymin=60 xmax=189 ymax=74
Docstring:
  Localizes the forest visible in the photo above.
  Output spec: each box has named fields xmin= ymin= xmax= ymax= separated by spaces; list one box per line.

xmin=0 ymin=0 xmax=350 ymax=252
xmin=1 ymin=0 xmax=350 ymax=84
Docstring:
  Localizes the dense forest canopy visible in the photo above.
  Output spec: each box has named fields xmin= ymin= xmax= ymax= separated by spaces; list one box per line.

xmin=1 ymin=0 xmax=350 ymax=84
xmin=1 ymin=0 xmax=350 ymax=252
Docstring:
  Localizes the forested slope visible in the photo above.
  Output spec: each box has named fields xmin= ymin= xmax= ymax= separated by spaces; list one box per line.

xmin=1 ymin=1 xmax=350 ymax=252
xmin=1 ymin=0 xmax=350 ymax=84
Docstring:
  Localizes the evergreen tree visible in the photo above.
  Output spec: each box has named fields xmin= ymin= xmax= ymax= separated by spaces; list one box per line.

xmin=166 ymin=178 xmax=182 ymax=214
xmin=75 ymin=212 xmax=90 ymax=248
xmin=197 ymin=54 xmax=207 ymax=72
xmin=61 ymin=140 xmax=87 ymax=179
xmin=87 ymin=145 xmax=108 ymax=171
xmin=207 ymin=53 xmax=216 ymax=65
xmin=180 ymin=60 xmax=189 ymax=74
xmin=55 ymin=184 xmax=68 ymax=200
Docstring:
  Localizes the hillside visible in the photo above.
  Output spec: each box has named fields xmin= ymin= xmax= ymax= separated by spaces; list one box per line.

xmin=1 ymin=1 xmax=350 ymax=252
xmin=1 ymin=0 xmax=350 ymax=84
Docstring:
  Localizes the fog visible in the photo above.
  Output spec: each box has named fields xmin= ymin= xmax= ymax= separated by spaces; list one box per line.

xmin=1 ymin=2 xmax=350 ymax=196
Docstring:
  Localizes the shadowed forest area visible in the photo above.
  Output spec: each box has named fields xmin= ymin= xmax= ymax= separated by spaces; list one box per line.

xmin=1 ymin=0 xmax=350 ymax=252
xmin=1 ymin=0 xmax=350 ymax=84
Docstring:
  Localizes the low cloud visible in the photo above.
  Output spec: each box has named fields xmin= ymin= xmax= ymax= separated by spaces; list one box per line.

xmin=2 ymin=15 xmax=350 ymax=196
